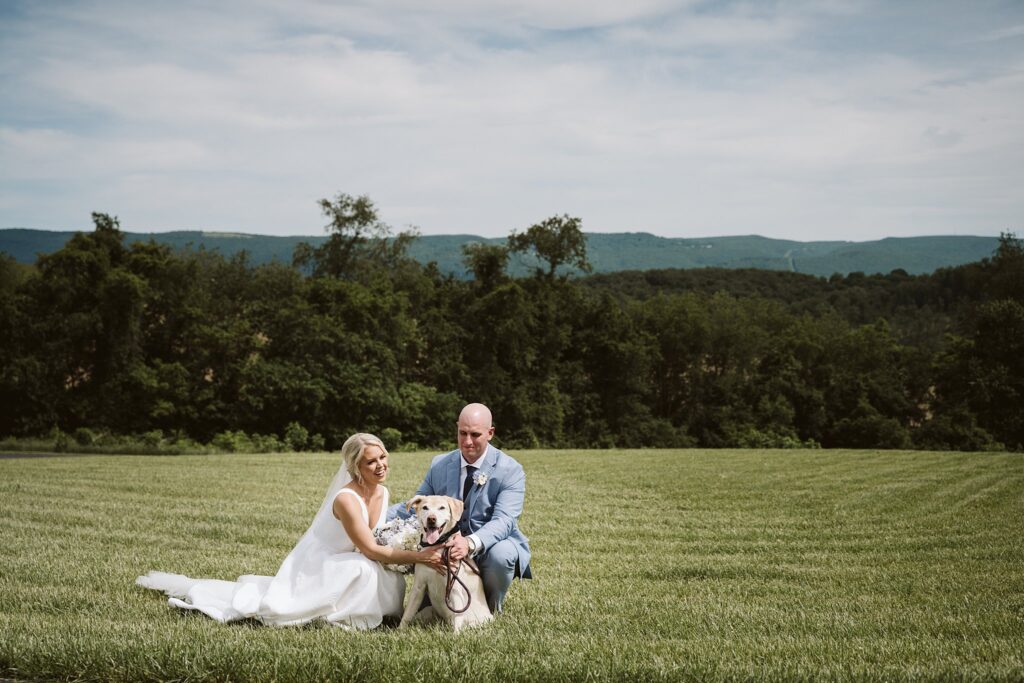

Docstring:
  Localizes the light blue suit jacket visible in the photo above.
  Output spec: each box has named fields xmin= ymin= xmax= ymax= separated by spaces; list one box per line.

xmin=390 ymin=444 xmax=532 ymax=579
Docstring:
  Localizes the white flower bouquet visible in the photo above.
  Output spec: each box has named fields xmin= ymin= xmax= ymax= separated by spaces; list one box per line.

xmin=373 ymin=517 xmax=422 ymax=573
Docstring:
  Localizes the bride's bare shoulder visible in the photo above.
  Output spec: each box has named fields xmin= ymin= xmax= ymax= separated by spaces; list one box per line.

xmin=332 ymin=487 xmax=362 ymax=520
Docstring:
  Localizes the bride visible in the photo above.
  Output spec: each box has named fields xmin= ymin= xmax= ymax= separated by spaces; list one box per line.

xmin=137 ymin=433 xmax=439 ymax=629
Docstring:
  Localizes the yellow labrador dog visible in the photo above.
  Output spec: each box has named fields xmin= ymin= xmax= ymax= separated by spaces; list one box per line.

xmin=399 ymin=495 xmax=492 ymax=631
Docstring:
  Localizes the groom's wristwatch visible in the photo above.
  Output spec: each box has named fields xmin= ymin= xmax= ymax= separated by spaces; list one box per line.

xmin=466 ymin=536 xmax=478 ymax=556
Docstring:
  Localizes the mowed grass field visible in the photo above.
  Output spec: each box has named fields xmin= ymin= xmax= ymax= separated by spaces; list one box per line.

xmin=1 ymin=449 xmax=1022 ymax=682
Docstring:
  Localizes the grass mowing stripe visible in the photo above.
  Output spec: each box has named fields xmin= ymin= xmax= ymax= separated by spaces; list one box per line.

xmin=2 ymin=449 xmax=1022 ymax=682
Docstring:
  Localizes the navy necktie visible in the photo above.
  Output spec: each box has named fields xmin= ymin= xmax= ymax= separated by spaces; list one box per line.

xmin=462 ymin=465 xmax=476 ymax=500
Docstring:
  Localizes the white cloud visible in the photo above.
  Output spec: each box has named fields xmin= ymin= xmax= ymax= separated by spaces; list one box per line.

xmin=334 ymin=0 xmax=689 ymax=31
xmin=1 ymin=0 xmax=1023 ymax=239
xmin=976 ymin=23 xmax=1024 ymax=43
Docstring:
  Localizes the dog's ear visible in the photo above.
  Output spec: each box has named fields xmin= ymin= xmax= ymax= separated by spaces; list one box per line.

xmin=406 ymin=495 xmax=424 ymax=513
xmin=447 ymin=496 xmax=464 ymax=523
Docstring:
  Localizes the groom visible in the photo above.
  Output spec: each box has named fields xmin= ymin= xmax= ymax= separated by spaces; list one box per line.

xmin=390 ymin=402 xmax=531 ymax=613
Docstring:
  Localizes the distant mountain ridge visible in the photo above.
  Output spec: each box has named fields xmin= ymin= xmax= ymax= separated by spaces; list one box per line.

xmin=0 ymin=228 xmax=999 ymax=278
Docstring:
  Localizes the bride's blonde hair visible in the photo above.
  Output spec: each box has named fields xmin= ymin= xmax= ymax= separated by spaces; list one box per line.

xmin=341 ymin=433 xmax=388 ymax=484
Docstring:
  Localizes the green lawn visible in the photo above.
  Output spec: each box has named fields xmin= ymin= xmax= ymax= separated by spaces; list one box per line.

xmin=1 ymin=449 xmax=1022 ymax=682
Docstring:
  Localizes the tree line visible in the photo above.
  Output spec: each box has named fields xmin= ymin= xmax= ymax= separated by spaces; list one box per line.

xmin=1 ymin=194 xmax=1021 ymax=452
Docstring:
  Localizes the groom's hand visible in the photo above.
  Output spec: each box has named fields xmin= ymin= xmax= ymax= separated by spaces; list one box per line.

xmin=447 ymin=533 xmax=469 ymax=563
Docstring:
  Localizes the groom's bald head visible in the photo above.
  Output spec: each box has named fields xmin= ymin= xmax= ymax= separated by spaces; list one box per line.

xmin=457 ymin=403 xmax=494 ymax=463
xmin=459 ymin=403 xmax=492 ymax=427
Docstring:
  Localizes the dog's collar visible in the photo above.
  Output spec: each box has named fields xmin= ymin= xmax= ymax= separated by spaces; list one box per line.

xmin=419 ymin=526 xmax=460 ymax=548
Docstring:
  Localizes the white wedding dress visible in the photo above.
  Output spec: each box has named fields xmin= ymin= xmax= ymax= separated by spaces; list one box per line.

xmin=137 ymin=470 xmax=405 ymax=630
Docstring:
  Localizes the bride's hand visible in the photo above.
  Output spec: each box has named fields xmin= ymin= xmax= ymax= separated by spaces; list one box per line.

xmin=417 ymin=546 xmax=447 ymax=574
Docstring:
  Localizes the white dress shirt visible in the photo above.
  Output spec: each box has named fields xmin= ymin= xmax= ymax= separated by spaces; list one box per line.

xmin=459 ymin=447 xmax=488 ymax=556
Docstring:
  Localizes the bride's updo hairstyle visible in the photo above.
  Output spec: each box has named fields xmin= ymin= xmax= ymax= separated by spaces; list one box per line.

xmin=341 ymin=433 xmax=388 ymax=484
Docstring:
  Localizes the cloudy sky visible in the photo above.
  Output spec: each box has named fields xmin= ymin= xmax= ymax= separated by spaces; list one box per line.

xmin=2 ymin=1 xmax=1022 ymax=241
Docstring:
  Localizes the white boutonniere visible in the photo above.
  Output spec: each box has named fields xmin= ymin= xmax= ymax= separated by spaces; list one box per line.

xmin=474 ymin=472 xmax=488 ymax=487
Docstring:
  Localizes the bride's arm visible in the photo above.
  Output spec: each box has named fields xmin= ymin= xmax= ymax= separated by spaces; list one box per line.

xmin=333 ymin=493 xmax=438 ymax=566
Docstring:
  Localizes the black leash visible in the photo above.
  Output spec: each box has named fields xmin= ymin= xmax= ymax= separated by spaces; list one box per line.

xmin=420 ymin=526 xmax=475 ymax=614
xmin=440 ymin=546 xmax=472 ymax=614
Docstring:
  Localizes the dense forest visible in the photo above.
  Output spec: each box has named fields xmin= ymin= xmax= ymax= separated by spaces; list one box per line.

xmin=1 ymin=194 xmax=1022 ymax=452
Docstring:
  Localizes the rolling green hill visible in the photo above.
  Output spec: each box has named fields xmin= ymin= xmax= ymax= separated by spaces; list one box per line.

xmin=0 ymin=228 xmax=999 ymax=277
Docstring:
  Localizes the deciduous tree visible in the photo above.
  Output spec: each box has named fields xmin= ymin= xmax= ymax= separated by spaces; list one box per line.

xmin=508 ymin=214 xmax=591 ymax=279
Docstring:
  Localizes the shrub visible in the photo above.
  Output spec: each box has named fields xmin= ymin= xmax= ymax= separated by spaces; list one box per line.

xmin=379 ymin=427 xmax=402 ymax=451
xmin=72 ymin=427 xmax=98 ymax=447
xmin=211 ymin=430 xmax=253 ymax=453
xmin=250 ymin=433 xmax=285 ymax=453
xmin=50 ymin=427 xmax=69 ymax=453
xmin=139 ymin=430 xmax=164 ymax=449
xmin=733 ymin=427 xmax=820 ymax=449
xmin=283 ymin=422 xmax=310 ymax=452
xmin=913 ymin=411 xmax=1004 ymax=451
xmin=94 ymin=431 xmax=123 ymax=448
xmin=829 ymin=414 xmax=912 ymax=449
xmin=308 ymin=433 xmax=325 ymax=452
